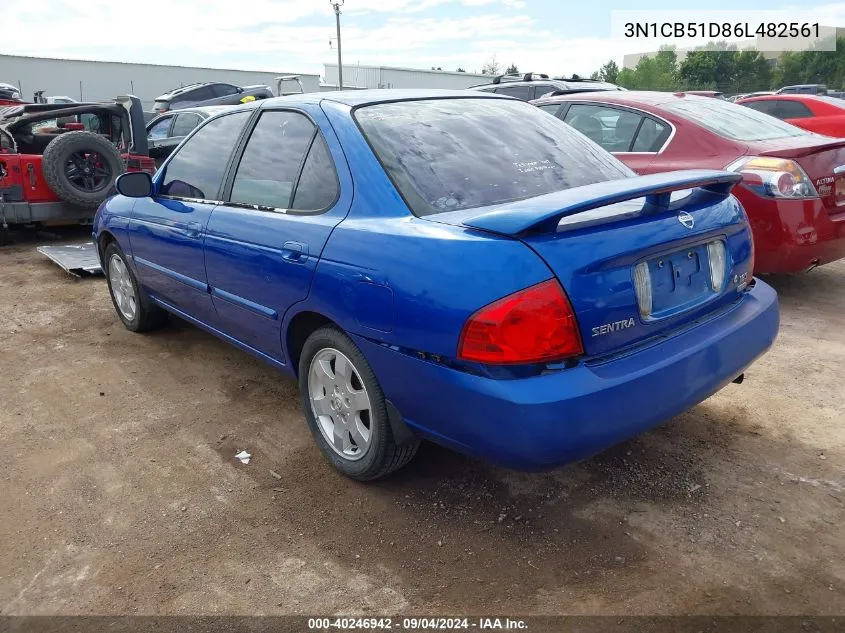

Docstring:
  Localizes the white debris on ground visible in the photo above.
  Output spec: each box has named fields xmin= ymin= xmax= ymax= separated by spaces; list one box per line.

xmin=235 ymin=450 xmax=252 ymax=465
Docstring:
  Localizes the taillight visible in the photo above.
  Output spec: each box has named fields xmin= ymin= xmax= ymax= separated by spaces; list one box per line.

xmin=632 ymin=262 xmax=653 ymax=318
xmin=726 ymin=156 xmax=818 ymax=199
xmin=707 ymin=240 xmax=727 ymax=292
xmin=457 ymin=279 xmax=583 ymax=364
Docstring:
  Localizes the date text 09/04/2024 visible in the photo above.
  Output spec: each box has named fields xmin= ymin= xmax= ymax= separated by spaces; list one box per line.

xmin=307 ymin=617 xmax=528 ymax=630
xmin=623 ymin=22 xmax=820 ymax=39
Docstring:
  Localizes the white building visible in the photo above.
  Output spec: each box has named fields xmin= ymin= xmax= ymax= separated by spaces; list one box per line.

xmin=323 ymin=63 xmax=489 ymax=90
xmin=0 ymin=55 xmax=320 ymax=109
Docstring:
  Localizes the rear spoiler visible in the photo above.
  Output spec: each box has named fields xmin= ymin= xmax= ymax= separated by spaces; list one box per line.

xmin=462 ymin=170 xmax=742 ymax=235
xmin=760 ymin=137 xmax=845 ymax=158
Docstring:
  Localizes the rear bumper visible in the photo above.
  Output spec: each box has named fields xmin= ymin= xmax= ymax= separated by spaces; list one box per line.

xmin=353 ymin=281 xmax=779 ymax=470
xmin=737 ymin=189 xmax=845 ymax=273
xmin=0 ymin=201 xmax=92 ymax=224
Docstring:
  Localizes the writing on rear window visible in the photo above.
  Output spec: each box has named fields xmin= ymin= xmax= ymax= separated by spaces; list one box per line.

xmin=514 ymin=160 xmax=555 ymax=174
xmin=355 ymin=98 xmax=633 ymax=216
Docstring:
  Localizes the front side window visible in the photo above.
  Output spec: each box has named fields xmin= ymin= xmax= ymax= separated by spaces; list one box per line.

xmin=160 ymin=111 xmax=251 ymax=200
xmin=665 ymin=97 xmax=809 ymax=141
xmin=147 ymin=116 xmax=173 ymax=140
xmin=355 ymin=97 xmax=632 ymax=217
xmin=564 ymin=104 xmax=643 ymax=152
xmin=230 ymin=111 xmax=316 ymax=209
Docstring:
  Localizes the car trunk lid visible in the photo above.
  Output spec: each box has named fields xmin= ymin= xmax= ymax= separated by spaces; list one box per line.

xmin=432 ymin=170 xmax=753 ymax=358
xmin=752 ymin=135 xmax=845 ymax=211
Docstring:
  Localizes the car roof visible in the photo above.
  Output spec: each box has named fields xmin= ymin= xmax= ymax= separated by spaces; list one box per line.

xmin=532 ymin=90 xmax=707 ymax=107
xmin=739 ymin=94 xmax=827 ymax=102
xmin=157 ymin=83 xmax=219 ymax=99
xmin=264 ymin=89 xmax=513 ymax=108
xmin=176 ymin=105 xmax=234 ymax=116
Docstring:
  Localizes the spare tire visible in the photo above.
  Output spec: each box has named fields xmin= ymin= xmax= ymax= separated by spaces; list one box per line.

xmin=41 ymin=131 xmax=125 ymax=208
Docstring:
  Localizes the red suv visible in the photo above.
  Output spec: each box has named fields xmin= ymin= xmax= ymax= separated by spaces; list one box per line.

xmin=0 ymin=96 xmax=154 ymax=230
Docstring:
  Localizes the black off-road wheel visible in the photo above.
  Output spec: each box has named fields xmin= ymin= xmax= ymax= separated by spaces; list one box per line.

xmin=42 ymin=131 xmax=125 ymax=208
xmin=299 ymin=326 xmax=420 ymax=480
xmin=103 ymin=242 xmax=168 ymax=333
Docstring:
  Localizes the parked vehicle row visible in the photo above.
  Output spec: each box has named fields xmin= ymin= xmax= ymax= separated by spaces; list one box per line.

xmin=469 ymin=72 xmax=625 ymax=101
xmin=533 ymin=91 xmax=845 ymax=274
xmin=152 ymin=81 xmax=275 ymax=114
xmin=95 ymin=90 xmax=778 ymax=480
xmin=145 ymin=105 xmax=231 ymax=166
xmin=0 ymin=97 xmax=154 ymax=225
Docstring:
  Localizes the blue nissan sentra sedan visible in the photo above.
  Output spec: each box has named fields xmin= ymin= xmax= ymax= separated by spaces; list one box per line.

xmin=93 ymin=90 xmax=779 ymax=480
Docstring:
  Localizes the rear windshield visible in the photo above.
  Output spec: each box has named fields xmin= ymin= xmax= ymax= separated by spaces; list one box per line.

xmin=665 ymin=97 xmax=810 ymax=141
xmin=354 ymin=97 xmax=633 ymax=216
xmin=816 ymin=96 xmax=845 ymax=109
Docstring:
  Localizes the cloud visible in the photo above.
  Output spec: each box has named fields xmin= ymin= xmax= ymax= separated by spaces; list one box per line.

xmin=0 ymin=0 xmax=653 ymax=78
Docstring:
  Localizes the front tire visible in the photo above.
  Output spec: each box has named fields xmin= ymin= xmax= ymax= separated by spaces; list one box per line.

xmin=104 ymin=242 xmax=167 ymax=332
xmin=299 ymin=326 xmax=419 ymax=480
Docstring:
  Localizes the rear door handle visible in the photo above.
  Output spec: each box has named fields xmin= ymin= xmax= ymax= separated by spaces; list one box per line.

xmin=185 ymin=221 xmax=202 ymax=239
xmin=282 ymin=241 xmax=308 ymax=262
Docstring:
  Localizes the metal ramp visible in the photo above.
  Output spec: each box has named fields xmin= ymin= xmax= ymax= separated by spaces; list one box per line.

xmin=36 ymin=242 xmax=102 ymax=276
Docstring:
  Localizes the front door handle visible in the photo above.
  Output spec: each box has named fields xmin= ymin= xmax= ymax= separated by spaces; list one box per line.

xmin=282 ymin=241 xmax=308 ymax=262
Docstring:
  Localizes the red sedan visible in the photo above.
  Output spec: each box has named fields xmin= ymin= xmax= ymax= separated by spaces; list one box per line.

xmin=532 ymin=91 xmax=845 ymax=273
xmin=737 ymin=94 xmax=845 ymax=137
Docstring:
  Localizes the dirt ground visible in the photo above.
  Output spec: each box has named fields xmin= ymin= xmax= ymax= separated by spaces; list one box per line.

xmin=0 ymin=229 xmax=843 ymax=618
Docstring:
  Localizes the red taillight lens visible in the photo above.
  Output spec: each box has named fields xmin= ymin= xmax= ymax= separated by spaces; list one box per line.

xmin=458 ymin=279 xmax=583 ymax=364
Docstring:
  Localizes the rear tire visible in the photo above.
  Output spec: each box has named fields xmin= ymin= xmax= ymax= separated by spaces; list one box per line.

xmin=104 ymin=242 xmax=167 ymax=333
xmin=299 ymin=326 xmax=419 ymax=480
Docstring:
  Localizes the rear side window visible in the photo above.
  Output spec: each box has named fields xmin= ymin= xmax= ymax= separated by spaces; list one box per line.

xmin=230 ymin=111 xmax=315 ymax=209
xmin=665 ymin=97 xmax=809 ymax=141
xmin=532 ymin=85 xmax=556 ymax=99
xmin=211 ymin=84 xmax=240 ymax=98
xmin=153 ymin=100 xmax=170 ymax=112
xmin=160 ymin=111 xmax=251 ymax=200
xmin=777 ymin=101 xmax=813 ymax=118
xmin=536 ymin=104 xmax=562 ymax=116
xmin=291 ymin=134 xmax=339 ymax=211
xmin=355 ymin=98 xmax=632 ymax=217
xmin=185 ymin=86 xmax=214 ymax=102
xmin=495 ymin=85 xmax=533 ymax=100
xmin=742 ymin=100 xmax=778 ymax=116
xmin=171 ymin=113 xmax=202 ymax=137
xmin=564 ymin=104 xmax=643 ymax=152
xmin=632 ymin=118 xmax=670 ymax=152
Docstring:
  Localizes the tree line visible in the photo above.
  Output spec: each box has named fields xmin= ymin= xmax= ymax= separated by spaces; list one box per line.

xmin=589 ymin=38 xmax=845 ymax=94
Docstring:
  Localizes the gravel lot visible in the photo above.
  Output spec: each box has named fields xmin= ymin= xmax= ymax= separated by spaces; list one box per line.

xmin=0 ymin=231 xmax=843 ymax=617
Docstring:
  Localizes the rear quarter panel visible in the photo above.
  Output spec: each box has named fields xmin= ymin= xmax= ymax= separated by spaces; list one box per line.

xmin=283 ymin=99 xmax=554 ymax=363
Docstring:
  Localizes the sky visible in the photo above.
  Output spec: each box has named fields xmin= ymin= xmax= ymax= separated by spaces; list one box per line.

xmin=2 ymin=0 xmax=844 ymax=79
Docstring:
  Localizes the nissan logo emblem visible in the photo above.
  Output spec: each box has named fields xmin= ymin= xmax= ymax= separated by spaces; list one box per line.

xmin=678 ymin=211 xmax=695 ymax=229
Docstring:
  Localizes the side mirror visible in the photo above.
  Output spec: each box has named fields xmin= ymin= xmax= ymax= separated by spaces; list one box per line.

xmin=115 ymin=172 xmax=153 ymax=198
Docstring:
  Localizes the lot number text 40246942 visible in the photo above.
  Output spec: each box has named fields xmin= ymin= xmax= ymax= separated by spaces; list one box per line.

xmin=307 ymin=617 xmax=528 ymax=630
